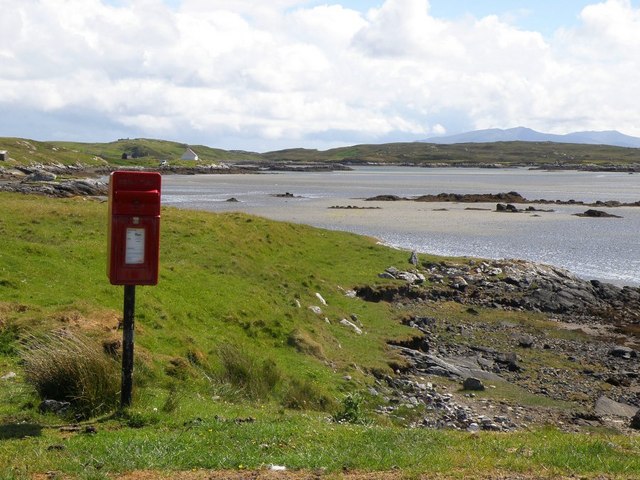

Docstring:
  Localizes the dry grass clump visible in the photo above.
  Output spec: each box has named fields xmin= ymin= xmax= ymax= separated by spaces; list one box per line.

xmin=21 ymin=330 xmax=120 ymax=417
xmin=216 ymin=344 xmax=281 ymax=400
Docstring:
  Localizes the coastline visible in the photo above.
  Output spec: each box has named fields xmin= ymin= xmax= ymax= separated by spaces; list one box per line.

xmin=2 ymin=164 xmax=638 ymax=287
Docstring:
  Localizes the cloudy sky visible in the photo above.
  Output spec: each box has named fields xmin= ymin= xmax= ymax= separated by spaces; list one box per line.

xmin=1 ymin=0 xmax=639 ymax=152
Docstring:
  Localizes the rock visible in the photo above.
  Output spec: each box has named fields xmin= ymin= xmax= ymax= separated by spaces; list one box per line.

xmin=609 ymin=346 xmax=637 ymax=359
xmin=1 ymin=372 xmax=16 ymax=380
xmin=496 ymin=352 xmax=520 ymax=371
xmin=451 ymin=276 xmax=468 ymax=290
xmin=594 ymin=396 xmax=639 ymax=418
xmin=39 ymin=399 xmax=71 ymax=414
xmin=631 ymin=411 xmax=640 ymax=430
xmin=397 ymin=272 xmax=419 ymax=283
xmin=462 ymin=377 xmax=485 ymax=391
xmin=315 ymin=293 xmax=327 ymax=305
xmin=340 ymin=319 xmax=363 ymax=335
xmin=378 ymin=272 xmax=396 ymax=279
xmin=25 ymin=170 xmax=57 ymax=182
xmin=308 ymin=306 xmax=323 ymax=315
xmin=574 ymin=209 xmax=622 ymax=218
xmin=466 ymin=422 xmax=480 ymax=433
xmin=517 ymin=335 xmax=535 ymax=348
xmin=409 ymin=251 xmax=419 ymax=266
xmin=496 ymin=203 xmax=518 ymax=212
xmin=226 ymin=197 xmax=239 ymax=202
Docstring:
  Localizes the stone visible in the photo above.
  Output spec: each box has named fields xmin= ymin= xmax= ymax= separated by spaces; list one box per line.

xmin=496 ymin=352 xmax=521 ymax=371
xmin=609 ymin=346 xmax=637 ymax=359
xmin=1 ymin=372 xmax=16 ymax=380
xmin=517 ymin=335 xmax=535 ymax=348
xmin=574 ymin=209 xmax=622 ymax=218
xmin=594 ymin=396 xmax=639 ymax=418
xmin=340 ymin=319 xmax=363 ymax=335
xmin=385 ymin=267 xmax=400 ymax=276
xmin=466 ymin=422 xmax=480 ymax=433
xmin=378 ymin=272 xmax=396 ymax=279
xmin=397 ymin=272 xmax=419 ymax=283
xmin=25 ymin=170 xmax=57 ymax=182
xmin=315 ymin=293 xmax=327 ymax=305
xmin=462 ymin=377 xmax=485 ymax=391
xmin=39 ymin=399 xmax=71 ymax=414
xmin=631 ymin=410 xmax=640 ymax=430
xmin=308 ymin=306 xmax=323 ymax=315
xmin=409 ymin=251 xmax=419 ymax=266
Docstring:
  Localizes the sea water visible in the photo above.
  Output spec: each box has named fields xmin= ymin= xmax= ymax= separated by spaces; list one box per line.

xmin=162 ymin=167 xmax=640 ymax=286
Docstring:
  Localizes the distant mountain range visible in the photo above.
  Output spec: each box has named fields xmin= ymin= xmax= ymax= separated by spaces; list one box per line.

xmin=424 ymin=127 xmax=640 ymax=148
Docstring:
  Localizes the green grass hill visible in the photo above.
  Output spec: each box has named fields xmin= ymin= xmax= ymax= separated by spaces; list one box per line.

xmin=2 ymin=136 xmax=640 ymax=169
xmin=1 ymin=193 xmax=639 ymax=479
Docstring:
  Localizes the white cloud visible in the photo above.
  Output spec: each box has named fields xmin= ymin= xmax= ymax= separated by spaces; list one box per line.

xmin=1 ymin=0 xmax=640 ymax=149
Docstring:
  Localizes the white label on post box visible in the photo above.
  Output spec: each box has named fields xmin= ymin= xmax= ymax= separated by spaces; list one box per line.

xmin=125 ymin=228 xmax=145 ymax=264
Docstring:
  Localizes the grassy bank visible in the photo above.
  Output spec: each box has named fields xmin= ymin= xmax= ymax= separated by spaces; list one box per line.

xmin=0 ymin=192 xmax=639 ymax=479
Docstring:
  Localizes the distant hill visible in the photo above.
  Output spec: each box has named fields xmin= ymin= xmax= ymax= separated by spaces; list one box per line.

xmin=3 ymin=135 xmax=640 ymax=170
xmin=424 ymin=127 xmax=640 ymax=148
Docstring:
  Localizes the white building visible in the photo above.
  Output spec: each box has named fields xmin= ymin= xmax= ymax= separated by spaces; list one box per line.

xmin=181 ymin=148 xmax=199 ymax=161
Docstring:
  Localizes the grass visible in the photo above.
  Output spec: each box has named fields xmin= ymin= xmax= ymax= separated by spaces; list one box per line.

xmin=21 ymin=331 xmax=120 ymax=417
xmin=1 ymin=191 xmax=639 ymax=478
xmin=0 ymin=404 xmax=638 ymax=478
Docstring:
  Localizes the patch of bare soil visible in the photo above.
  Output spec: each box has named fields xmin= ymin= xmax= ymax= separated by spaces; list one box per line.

xmin=107 ymin=469 xmax=612 ymax=480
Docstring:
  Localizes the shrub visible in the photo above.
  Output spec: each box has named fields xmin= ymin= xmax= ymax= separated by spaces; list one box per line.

xmin=216 ymin=344 xmax=281 ymax=400
xmin=0 ymin=324 xmax=19 ymax=356
xmin=21 ymin=331 xmax=120 ymax=417
xmin=332 ymin=392 xmax=366 ymax=424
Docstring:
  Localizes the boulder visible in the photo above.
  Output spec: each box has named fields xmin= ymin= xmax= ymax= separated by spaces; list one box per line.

xmin=496 ymin=352 xmax=520 ymax=371
xmin=594 ymin=396 xmax=638 ymax=418
xmin=462 ymin=377 xmax=485 ymax=391
xmin=24 ymin=170 xmax=56 ymax=182
xmin=631 ymin=410 xmax=640 ymax=430
xmin=609 ymin=346 xmax=637 ymax=359
xmin=517 ymin=335 xmax=535 ymax=348
xmin=574 ymin=209 xmax=622 ymax=218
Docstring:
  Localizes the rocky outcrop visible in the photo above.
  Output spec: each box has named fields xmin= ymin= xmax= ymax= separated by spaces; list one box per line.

xmin=574 ymin=209 xmax=622 ymax=218
xmin=365 ymin=191 xmax=640 ymax=208
xmin=359 ymin=260 xmax=640 ymax=324
xmin=354 ymin=258 xmax=640 ymax=433
xmin=0 ymin=179 xmax=108 ymax=197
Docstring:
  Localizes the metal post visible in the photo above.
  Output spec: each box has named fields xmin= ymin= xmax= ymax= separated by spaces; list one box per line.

xmin=121 ymin=284 xmax=136 ymax=408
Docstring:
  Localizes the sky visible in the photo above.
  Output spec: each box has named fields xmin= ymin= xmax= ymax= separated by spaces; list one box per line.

xmin=1 ymin=0 xmax=640 ymax=152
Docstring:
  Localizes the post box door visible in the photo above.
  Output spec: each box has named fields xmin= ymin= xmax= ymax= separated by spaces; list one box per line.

xmin=107 ymin=172 xmax=161 ymax=285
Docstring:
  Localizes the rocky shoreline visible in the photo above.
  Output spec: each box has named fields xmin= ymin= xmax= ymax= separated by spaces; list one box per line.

xmin=366 ymin=191 xmax=640 ymax=208
xmin=353 ymin=257 xmax=640 ymax=434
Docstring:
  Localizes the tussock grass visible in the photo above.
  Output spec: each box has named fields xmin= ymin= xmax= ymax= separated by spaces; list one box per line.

xmin=20 ymin=330 xmax=120 ymax=417
xmin=216 ymin=344 xmax=282 ymax=400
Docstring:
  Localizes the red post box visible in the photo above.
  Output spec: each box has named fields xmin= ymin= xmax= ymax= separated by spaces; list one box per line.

xmin=107 ymin=171 xmax=161 ymax=285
